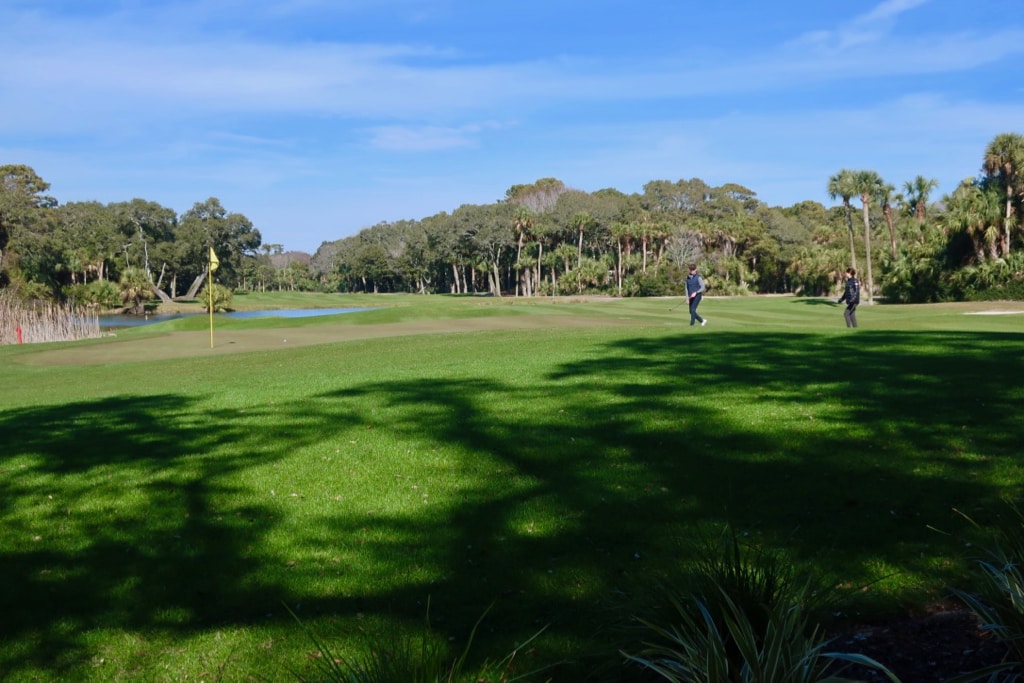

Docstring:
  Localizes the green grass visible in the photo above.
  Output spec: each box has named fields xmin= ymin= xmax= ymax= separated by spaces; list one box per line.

xmin=1 ymin=294 xmax=1022 ymax=681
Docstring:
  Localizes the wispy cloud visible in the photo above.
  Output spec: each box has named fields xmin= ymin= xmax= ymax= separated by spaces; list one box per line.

xmin=366 ymin=121 xmax=509 ymax=151
xmin=1 ymin=1 xmax=1020 ymax=251
xmin=5 ymin=4 xmax=1019 ymax=137
xmin=791 ymin=0 xmax=930 ymax=50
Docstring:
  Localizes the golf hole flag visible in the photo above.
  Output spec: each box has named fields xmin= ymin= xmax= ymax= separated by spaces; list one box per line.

xmin=208 ymin=247 xmax=219 ymax=348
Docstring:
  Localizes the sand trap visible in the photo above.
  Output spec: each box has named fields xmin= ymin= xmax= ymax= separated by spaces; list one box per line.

xmin=965 ymin=310 xmax=1024 ymax=315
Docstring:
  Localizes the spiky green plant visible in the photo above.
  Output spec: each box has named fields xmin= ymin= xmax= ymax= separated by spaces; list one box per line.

xmin=685 ymin=532 xmax=811 ymax=637
xmin=622 ymin=532 xmax=899 ymax=682
xmin=624 ymin=586 xmax=897 ymax=682
xmin=288 ymin=603 xmax=550 ymax=683
xmin=948 ymin=504 xmax=1024 ymax=681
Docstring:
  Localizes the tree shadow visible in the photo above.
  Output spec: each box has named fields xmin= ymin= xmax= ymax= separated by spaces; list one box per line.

xmin=295 ymin=329 xmax=1022 ymax=673
xmin=791 ymin=297 xmax=841 ymax=306
xmin=1 ymin=328 xmax=1021 ymax=678
xmin=0 ymin=395 xmax=292 ymax=672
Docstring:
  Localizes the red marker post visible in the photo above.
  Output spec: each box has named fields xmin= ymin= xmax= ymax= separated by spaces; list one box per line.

xmin=16 ymin=325 xmax=23 ymax=344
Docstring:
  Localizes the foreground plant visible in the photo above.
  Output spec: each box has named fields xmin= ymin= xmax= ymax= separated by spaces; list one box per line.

xmin=948 ymin=504 xmax=1024 ymax=681
xmin=622 ymin=532 xmax=899 ymax=682
xmin=287 ymin=603 xmax=550 ymax=683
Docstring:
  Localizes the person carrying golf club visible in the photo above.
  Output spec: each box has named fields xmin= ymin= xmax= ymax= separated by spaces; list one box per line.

xmin=686 ymin=264 xmax=707 ymax=327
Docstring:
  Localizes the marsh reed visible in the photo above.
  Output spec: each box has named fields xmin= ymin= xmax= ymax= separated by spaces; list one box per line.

xmin=0 ymin=291 xmax=101 ymax=345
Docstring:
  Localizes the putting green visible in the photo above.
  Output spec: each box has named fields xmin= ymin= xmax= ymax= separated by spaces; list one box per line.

xmin=15 ymin=314 xmax=652 ymax=366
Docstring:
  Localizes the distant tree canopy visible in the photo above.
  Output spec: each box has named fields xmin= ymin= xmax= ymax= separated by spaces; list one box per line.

xmin=3 ymin=132 xmax=1023 ymax=304
xmin=0 ymin=170 xmax=264 ymax=303
xmin=312 ymin=133 xmax=1024 ymax=302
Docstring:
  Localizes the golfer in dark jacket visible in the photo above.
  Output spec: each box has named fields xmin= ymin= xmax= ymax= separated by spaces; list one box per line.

xmin=838 ymin=268 xmax=860 ymax=328
xmin=686 ymin=264 xmax=706 ymax=327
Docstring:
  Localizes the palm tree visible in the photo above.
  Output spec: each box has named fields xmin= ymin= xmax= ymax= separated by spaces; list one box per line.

xmin=552 ymin=242 xmax=578 ymax=293
xmin=571 ymin=211 xmax=593 ymax=271
xmin=827 ymin=170 xmax=859 ymax=273
xmin=945 ymin=180 xmax=1003 ymax=263
xmin=531 ymin=220 xmax=552 ymax=295
xmin=118 ymin=266 xmax=152 ymax=315
xmin=609 ymin=221 xmax=635 ymax=295
xmin=877 ymin=182 xmax=898 ymax=259
xmin=982 ymin=132 xmax=1024 ymax=257
xmin=902 ymin=175 xmax=939 ymax=225
xmin=512 ymin=207 xmax=533 ymax=296
xmin=852 ymin=170 xmax=884 ymax=304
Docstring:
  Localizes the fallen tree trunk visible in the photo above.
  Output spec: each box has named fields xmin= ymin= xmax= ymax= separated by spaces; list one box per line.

xmin=183 ymin=270 xmax=208 ymax=299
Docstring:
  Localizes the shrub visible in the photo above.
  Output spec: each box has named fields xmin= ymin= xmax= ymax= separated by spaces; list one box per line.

xmin=968 ymin=279 xmax=1024 ymax=301
xmin=200 ymin=283 xmax=234 ymax=313
xmin=880 ymin=249 xmax=950 ymax=303
xmin=949 ymin=504 xmax=1024 ymax=680
xmin=787 ymin=247 xmax=842 ymax=297
xmin=947 ymin=253 xmax=1024 ymax=302
xmin=64 ymin=280 xmax=122 ymax=309
xmin=633 ymin=263 xmax=687 ymax=297
xmin=621 ymin=531 xmax=898 ymax=682
xmin=708 ymin=256 xmax=755 ymax=296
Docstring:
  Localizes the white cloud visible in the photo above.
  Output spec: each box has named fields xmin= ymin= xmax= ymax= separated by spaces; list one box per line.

xmin=790 ymin=0 xmax=929 ymax=50
xmin=3 ymin=1 xmax=1022 ymax=139
xmin=2 ymin=1 xmax=1021 ymax=252
xmin=366 ymin=125 xmax=476 ymax=151
xmin=365 ymin=121 xmax=509 ymax=151
xmin=859 ymin=0 xmax=931 ymax=24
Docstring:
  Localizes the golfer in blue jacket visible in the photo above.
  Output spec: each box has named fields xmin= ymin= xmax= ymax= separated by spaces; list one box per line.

xmin=686 ymin=264 xmax=707 ymax=327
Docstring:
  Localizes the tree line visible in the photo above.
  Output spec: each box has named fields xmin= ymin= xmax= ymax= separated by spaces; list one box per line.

xmin=0 ymin=166 xmax=267 ymax=311
xmin=310 ymin=131 xmax=1024 ymax=302
xmin=2 ymin=131 xmax=1022 ymax=309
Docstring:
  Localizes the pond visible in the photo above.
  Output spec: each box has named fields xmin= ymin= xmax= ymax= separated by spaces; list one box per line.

xmin=99 ymin=307 xmax=371 ymax=328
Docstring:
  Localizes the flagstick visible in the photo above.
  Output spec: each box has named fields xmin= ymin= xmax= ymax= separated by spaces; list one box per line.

xmin=208 ymin=259 xmax=215 ymax=348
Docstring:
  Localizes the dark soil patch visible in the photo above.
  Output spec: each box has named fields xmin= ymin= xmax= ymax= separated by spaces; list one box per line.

xmin=829 ymin=607 xmax=1013 ymax=682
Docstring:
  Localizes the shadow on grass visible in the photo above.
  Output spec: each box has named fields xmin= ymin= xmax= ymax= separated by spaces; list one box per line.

xmin=792 ymin=297 xmax=842 ymax=306
xmin=0 ymin=394 xmax=300 ymax=673
xmin=1 ymin=329 xmax=1022 ymax=678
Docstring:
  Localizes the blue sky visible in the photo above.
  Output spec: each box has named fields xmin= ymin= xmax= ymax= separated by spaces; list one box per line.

xmin=2 ymin=0 xmax=1022 ymax=253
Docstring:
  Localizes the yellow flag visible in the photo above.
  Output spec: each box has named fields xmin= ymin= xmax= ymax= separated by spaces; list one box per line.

xmin=209 ymin=247 xmax=219 ymax=273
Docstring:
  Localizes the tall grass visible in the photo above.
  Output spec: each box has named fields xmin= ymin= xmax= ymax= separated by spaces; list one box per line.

xmin=290 ymin=603 xmax=552 ymax=683
xmin=0 ymin=291 xmax=101 ymax=345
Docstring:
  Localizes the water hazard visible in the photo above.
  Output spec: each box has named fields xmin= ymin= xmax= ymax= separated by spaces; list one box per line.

xmin=99 ymin=308 xmax=370 ymax=328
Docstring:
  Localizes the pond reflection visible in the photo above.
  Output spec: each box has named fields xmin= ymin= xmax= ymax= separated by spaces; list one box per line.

xmin=99 ymin=308 xmax=370 ymax=328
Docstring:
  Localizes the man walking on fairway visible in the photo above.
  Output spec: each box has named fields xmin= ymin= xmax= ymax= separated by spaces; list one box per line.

xmin=686 ymin=264 xmax=707 ymax=327
xmin=838 ymin=267 xmax=860 ymax=328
